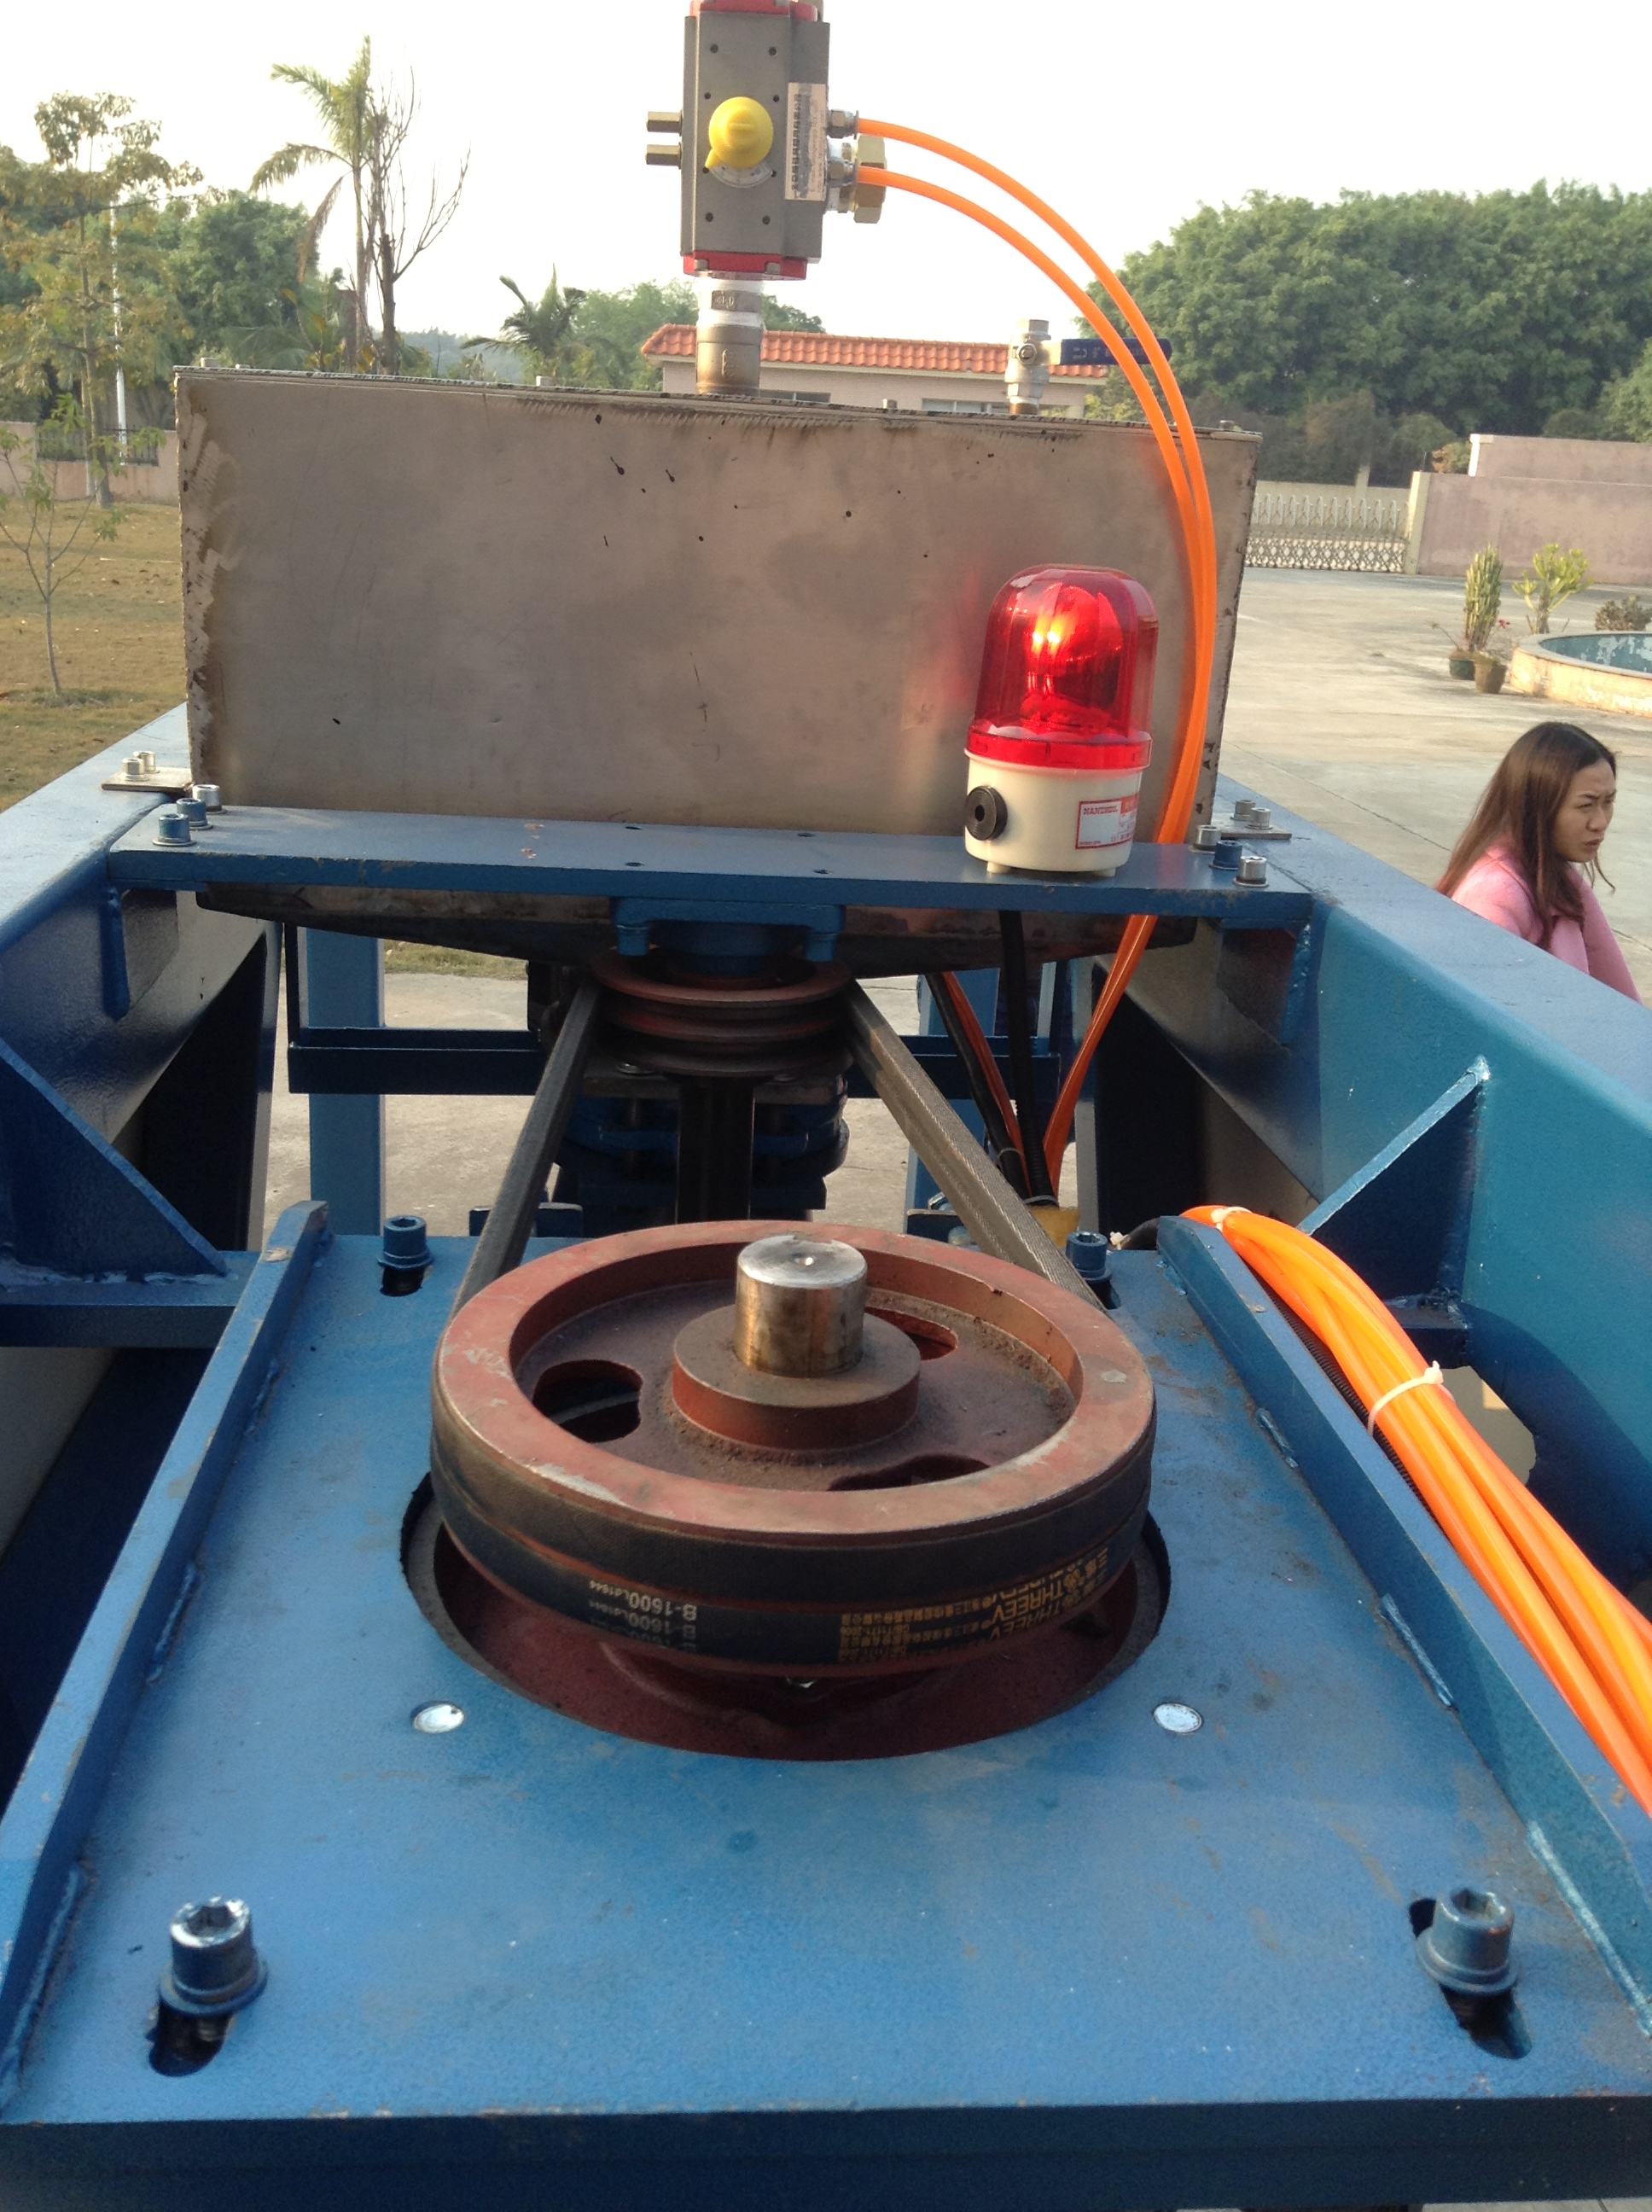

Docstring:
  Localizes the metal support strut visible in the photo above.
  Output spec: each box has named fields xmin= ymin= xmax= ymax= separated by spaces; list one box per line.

xmin=451 ymin=980 xmax=602 ymax=1313
xmin=843 ymin=983 xmax=1092 ymax=1302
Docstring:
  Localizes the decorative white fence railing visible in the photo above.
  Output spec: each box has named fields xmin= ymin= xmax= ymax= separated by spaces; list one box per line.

xmin=1246 ymin=489 xmax=1410 ymax=573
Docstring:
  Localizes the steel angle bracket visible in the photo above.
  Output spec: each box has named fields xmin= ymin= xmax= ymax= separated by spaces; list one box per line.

xmin=0 ymin=1037 xmax=225 ymax=1281
xmin=0 ymin=1201 xmax=329 ymax=2099
xmin=1159 ymin=1215 xmax=1652 ymax=2026
xmin=1300 ymin=1061 xmax=1486 ymax=1306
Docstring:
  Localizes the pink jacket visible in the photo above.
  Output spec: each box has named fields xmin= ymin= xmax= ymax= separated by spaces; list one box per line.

xmin=1450 ymin=846 xmax=1641 ymax=1002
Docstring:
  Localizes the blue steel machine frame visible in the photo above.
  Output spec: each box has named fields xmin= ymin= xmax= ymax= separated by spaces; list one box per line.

xmin=0 ymin=696 xmax=1649 ymax=2208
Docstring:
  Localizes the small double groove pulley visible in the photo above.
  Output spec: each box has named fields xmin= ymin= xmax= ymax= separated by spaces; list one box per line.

xmin=428 ymin=1221 xmax=1155 ymax=1677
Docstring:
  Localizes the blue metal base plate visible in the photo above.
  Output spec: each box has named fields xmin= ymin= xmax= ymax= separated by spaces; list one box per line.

xmin=3 ymin=1237 xmax=1649 ymax=2209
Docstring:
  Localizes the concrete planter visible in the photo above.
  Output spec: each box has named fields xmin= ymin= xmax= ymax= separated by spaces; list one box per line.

xmin=1447 ymin=655 xmax=1475 ymax=680
xmin=1473 ymin=654 xmax=1507 ymax=693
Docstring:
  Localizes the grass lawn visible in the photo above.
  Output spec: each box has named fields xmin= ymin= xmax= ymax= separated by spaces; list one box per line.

xmin=1 ymin=504 xmax=515 ymax=976
xmin=0 ymin=504 xmax=186 ymax=809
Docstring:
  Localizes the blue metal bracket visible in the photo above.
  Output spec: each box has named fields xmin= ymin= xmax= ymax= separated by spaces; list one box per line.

xmin=1301 ymin=1061 xmax=1487 ymax=1303
xmin=1160 ymin=1214 xmax=1652 ymax=2024
xmin=0 ymin=1200 xmax=329 ymax=2100
xmin=96 ymin=886 xmax=179 ymax=1023
xmin=0 ymin=1038 xmax=224 ymax=1279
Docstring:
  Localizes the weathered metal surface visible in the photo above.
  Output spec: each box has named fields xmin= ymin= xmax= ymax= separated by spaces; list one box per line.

xmin=431 ymin=1221 xmax=1154 ymax=1671
xmin=4 ymin=1240 xmax=1650 ymax=2211
xmin=176 ymin=373 xmax=1255 ymax=838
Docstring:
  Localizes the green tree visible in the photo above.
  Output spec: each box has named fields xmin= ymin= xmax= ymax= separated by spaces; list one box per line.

xmin=1601 ymin=340 xmax=1652 ymax=440
xmin=251 ymin=40 xmax=375 ymax=368
xmin=1100 ymin=183 xmax=1652 ymax=435
xmin=157 ymin=189 xmax=310 ymax=360
xmin=0 ymin=396 xmax=151 ymax=696
xmin=0 ymin=96 xmax=195 ymax=502
xmin=470 ymin=272 xmax=617 ymax=384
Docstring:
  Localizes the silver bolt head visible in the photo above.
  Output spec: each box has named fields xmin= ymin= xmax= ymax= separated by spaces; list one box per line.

xmin=121 ymin=754 xmax=145 ymax=780
xmin=190 ymin=781 xmax=222 ymax=811
xmin=152 ymin=805 xmax=193 ymax=847
xmin=1194 ymin=824 xmax=1222 ymax=851
xmin=1233 ymin=799 xmax=1258 ymax=821
xmin=1236 ymin=852 xmax=1269 ymax=886
xmin=1247 ymin=805 xmax=1273 ymax=830
xmin=137 ymin=749 xmax=157 ymax=772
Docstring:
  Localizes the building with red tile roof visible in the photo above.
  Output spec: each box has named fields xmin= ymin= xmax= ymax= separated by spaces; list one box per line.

xmin=639 ymin=325 xmax=1110 ymax=416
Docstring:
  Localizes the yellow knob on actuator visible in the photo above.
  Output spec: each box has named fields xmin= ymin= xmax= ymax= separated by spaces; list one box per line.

xmin=706 ymin=96 xmax=775 ymax=172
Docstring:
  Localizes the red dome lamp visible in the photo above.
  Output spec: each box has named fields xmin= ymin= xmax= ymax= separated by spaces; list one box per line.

xmin=963 ymin=567 xmax=1158 ymax=874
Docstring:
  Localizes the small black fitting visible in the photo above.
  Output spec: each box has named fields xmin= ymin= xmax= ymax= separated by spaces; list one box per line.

xmin=1416 ymin=1886 xmax=1517 ymax=1999
xmin=160 ymin=1898 xmax=267 ymax=2020
xmin=965 ymin=786 xmax=1008 ymax=841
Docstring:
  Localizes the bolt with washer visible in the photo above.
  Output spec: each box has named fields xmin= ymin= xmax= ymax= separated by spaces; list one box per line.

xmin=1236 ymin=852 xmax=1269 ymax=887
xmin=160 ymin=1897 xmax=266 ymax=2019
xmin=152 ymin=805 xmax=193 ymax=848
xmin=191 ymin=782 xmax=223 ymax=812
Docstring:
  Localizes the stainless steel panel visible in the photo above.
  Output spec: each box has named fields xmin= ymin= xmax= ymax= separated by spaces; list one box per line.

xmin=178 ymin=371 xmax=1257 ymax=835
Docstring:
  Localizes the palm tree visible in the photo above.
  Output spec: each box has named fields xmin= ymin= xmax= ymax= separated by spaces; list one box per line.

xmin=250 ymin=40 xmax=374 ymax=370
xmin=468 ymin=274 xmax=624 ymax=386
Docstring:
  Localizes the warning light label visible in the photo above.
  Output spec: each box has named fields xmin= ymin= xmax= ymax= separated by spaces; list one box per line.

xmin=1075 ymin=797 xmax=1137 ymax=851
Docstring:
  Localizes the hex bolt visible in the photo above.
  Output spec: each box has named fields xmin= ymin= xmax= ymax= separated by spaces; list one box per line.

xmin=734 ymin=1233 xmax=867 ymax=1377
xmin=190 ymin=782 xmax=223 ymax=812
xmin=1065 ymin=1228 xmax=1113 ymax=1288
xmin=1245 ymin=805 xmax=1273 ymax=830
xmin=160 ymin=1897 xmax=267 ymax=2019
xmin=1236 ymin=852 xmax=1270 ymax=887
xmin=1232 ymin=799 xmax=1258 ymax=822
xmin=121 ymin=754 xmax=146 ymax=782
xmin=1193 ymin=824 xmax=1222 ymax=852
xmin=1210 ymin=836 xmax=1244 ymax=872
xmin=1416 ymin=1886 xmax=1517 ymax=1999
xmin=381 ymin=1213 xmax=433 ymax=1272
xmin=152 ymin=805 xmax=193 ymax=848
xmin=137 ymin=749 xmax=157 ymax=773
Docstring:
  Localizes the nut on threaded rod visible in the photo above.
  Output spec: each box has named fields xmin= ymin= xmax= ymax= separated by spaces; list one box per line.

xmin=733 ymin=1234 xmax=868 ymax=1377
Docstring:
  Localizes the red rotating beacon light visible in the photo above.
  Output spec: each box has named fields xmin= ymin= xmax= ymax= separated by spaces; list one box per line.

xmin=963 ymin=567 xmax=1158 ymax=876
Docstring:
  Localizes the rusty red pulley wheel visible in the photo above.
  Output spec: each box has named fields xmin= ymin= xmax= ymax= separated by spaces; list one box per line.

xmin=430 ymin=1221 xmax=1154 ymax=1674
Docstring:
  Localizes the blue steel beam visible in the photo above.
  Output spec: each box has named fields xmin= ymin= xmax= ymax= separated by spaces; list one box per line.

xmin=0 ymin=1202 xmax=329 ymax=2093
xmin=107 ymin=805 xmax=1312 ymax=928
xmin=300 ymin=933 xmax=384 ymax=1237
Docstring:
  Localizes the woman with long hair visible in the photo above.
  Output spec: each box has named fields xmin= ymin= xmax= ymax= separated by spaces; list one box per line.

xmin=1439 ymin=721 xmax=1640 ymax=1002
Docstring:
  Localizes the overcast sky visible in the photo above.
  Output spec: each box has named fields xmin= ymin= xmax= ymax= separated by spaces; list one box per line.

xmin=3 ymin=0 xmax=1646 ymax=346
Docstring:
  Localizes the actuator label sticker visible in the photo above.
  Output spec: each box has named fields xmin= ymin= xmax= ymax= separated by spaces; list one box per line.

xmin=787 ymin=83 xmax=828 ymax=202
xmin=1076 ymin=796 xmax=1137 ymax=850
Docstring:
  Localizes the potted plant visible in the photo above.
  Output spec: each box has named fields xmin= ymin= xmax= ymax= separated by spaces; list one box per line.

xmin=1435 ymin=544 xmax=1502 ymax=678
xmin=1473 ymin=624 xmax=1511 ymax=693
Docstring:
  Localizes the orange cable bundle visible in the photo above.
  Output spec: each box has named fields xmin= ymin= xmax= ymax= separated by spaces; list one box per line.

xmin=1188 ymin=1206 xmax=1652 ymax=1814
xmin=854 ymin=131 xmax=1221 ymax=1185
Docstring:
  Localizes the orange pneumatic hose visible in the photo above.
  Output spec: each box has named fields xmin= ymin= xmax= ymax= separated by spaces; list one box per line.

xmin=1190 ymin=1207 xmax=1652 ymax=1814
xmin=855 ymin=147 xmax=1219 ymax=1187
